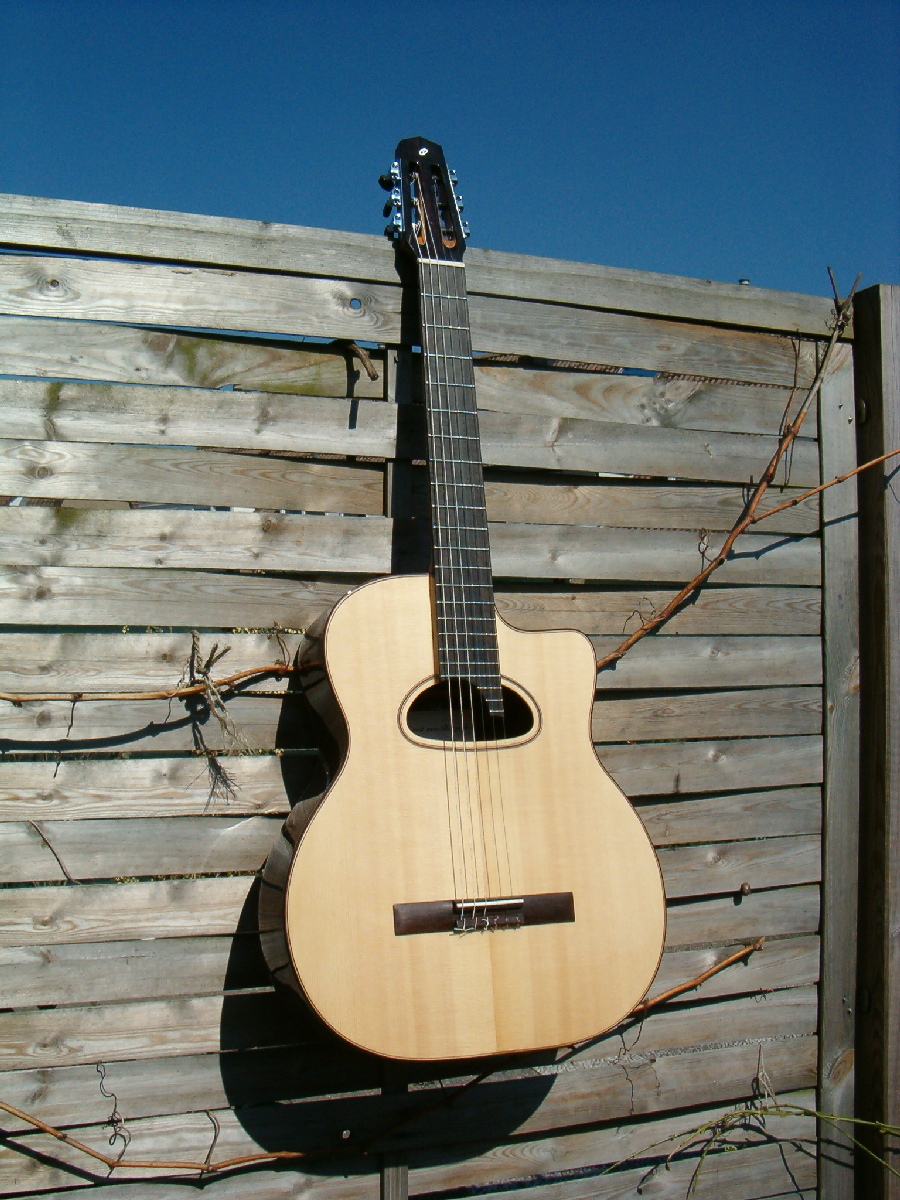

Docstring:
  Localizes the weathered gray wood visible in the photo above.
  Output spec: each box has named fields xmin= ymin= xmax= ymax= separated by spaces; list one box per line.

xmin=0 ymin=688 xmax=820 ymax=754
xmin=639 ymin=787 xmax=821 ymax=845
xmin=0 ymin=983 xmax=816 ymax=1072
xmin=0 ymin=756 xmax=290 ymax=821
xmin=485 ymin=476 xmax=819 ymax=534
xmin=497 ymin=586 xmax=820 ymax=636
xmin=597 ymin=735 xmax=823 ymax=795
xmin=592 ymin=686 xmax=821 ymax=741
xmin=490 ymin=525 xmax=820 ymax=584
xmin=0 ymin=875 xmax=256 ymax=946
xmin=0 ymin=254 xmax=819 ymax=384
xmin=665 ymin=884 xmax=819 ymax=948
xmin=0 ymin=631 xmax=305 ymax=692
xmin=815 ymin=360 xmax=861 ymax=1196
xmin=0 ymin=507 xmax=392 ymax=572
xmin=592 ymin=636 xmax=823 ymax=689
xmin=0 ymin=379 xmax=822 ymax=485
xmin=0 ymin=566 xmax=358 ymax=628
xmin=0 ymin=315 xmax=384 ymax=395
xmin=0 ymin=930 xmax=818 ymax=1013
xmin=0 ymin=507 xmax=817 ymax=581
xmin=0 ymin=379 xmax=398 ymax=457
xmin=1 ymin=630 xmax=815 ymax=693
xmin=477 ymin=409 xmax=821 ymax=484
xmin=0 ymin=815 xmax=816 ymax=893
xmin=0 ymin=440 xmax=385 ymax=513
xmin=0 ymin=567 xmax=821 ymax=635
xmin=0 ymin=821 xmax=65 ymax=883
xmin=474 ymin=362 xmax=821 ymax=435
xmin=854 ymin=283 xmax=900 ymax=1200
xmin=0 ymin=816 xmax=281 ymax=883
xmin=658 ymin=835 xmax=820 ymax=899
xmin=0 ymin=191 xmax=839 ymax=335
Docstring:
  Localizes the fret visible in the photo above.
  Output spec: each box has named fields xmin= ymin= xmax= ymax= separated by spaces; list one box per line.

xmin=418 ymin=258 xmax=502 ymax=713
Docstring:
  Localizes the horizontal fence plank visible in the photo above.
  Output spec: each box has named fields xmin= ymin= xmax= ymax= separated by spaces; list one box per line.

xmin=666 ymin=883 xmax=819 ymax=947
xmin=0 ymin=756 xmax=289 ymax=821
xmin=0 ymin=507 xmax=818 ymax=582
xmin=0 ymin=687 xmax=823 ymax=756
xmin=474 ymin=363 xmax=819 ymax=435
xmin=639 ymin=787 xmax=821 ymax=845
xmin=0 ymin=874 xmax=817 ymax=949
xmin=0 ymin=930 xmax=818 ymax=1013
xmin=0 ymin=816 xmax=816 ymax=896
xmin=658 ymin=834 xmax=820 ymax=899
xmin=597 ymin=735 xmax=823 ymax=795
xmin=593 ymin=636 xmax=823 ymax=689
xmin=0 ymin=508 xmax=392 ymax=572
xmin=484 ymin=476 xmax=818 ymax=534
xmin=592 ymin=686 xmax=822 ymax=741
xmin=0 ymin=761 xmax=821 ymax=840
xmin=0 ymin=315 xmax=384 ymax=395
xmin=0 ymin=380 xmax=397 ymax=458
xmin=0 ymin=821 xmax=65 ymax=884
xmin=0 ymin=570 xmax=821 ymax=635
xmin=0 ymin=255 xmax=818 ymax=384
xmin=0 ymin=440 xmax=385 ymax=514
xmin=0 ymin=379 xmax=822 ymax=486
xmin=0 ymin=191 xmax=838 ymax=335
xmin=1 ymin=439 xmax=818 ymax=535
xmin=0 ymin=981 xmax=816 ymax=1073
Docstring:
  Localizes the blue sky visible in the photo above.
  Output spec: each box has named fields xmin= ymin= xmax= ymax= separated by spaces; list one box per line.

xmin=1 ymin=0 xmax=897 ymax=297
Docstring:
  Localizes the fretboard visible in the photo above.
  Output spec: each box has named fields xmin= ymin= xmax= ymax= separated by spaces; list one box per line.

xmin=418 ymin=258 xmax=503 ymax=716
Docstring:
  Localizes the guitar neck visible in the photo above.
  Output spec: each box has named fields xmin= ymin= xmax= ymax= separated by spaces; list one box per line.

xmin=418 ymin=258 xmax=503 ymax=715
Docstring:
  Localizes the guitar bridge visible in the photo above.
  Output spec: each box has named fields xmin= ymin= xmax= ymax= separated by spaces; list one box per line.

xmin=393 ymin=892 xmax=574 ymax=935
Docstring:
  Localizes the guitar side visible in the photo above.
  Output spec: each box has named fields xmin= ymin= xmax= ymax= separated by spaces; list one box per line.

xmin=283 ymin=574 xmax=666 ymax=1061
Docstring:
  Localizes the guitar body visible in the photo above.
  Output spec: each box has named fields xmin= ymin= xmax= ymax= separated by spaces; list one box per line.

xmin=283 ymin=574 xmax=666 ymax=1061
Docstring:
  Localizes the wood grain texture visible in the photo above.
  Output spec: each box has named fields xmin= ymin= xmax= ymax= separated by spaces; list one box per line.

xmin=0 ymin=687 xmax=820 ymax=754
xmin=657 ymin=834 xmax=820 ymax=899
xmin=0 ymin=507 xmax=818 ymax=581
xmin=639 ymin=786 xmax=821 ymax=845
xmin=592 ymin=635 xmax=823 ymax=688
xmin=0 ymin=314 xmax=385 ymax=395
xmin=496 ymin=586 xmax=820 ymax=637
xmin=592 ymin=686 xmax=822 ymax=741
xmin=0 ymin=875 xmax=818 ymax=950
xmin=0 ymin=439 xmax=385 ymax=513
xmin=0 ymin=379 xmax=397 ymax=457
xmin=484 ymin=476 xmax=819 ymax=534
xmin=0 ymin=254 xmax=820 ymax=383
xmin=0 ymin=379 xmax=822 ymax=486
xmin=0 ymin=983 xmax=816 ymax=1073
xmin=597 ymin=735 xmax=823 ymax=795
xmin=0 ymin=565 xmax=356 ymax=628
xmin=0 ymin=507 xmax=392 ymax=572
xmin=816 ymin=360 xmax=861 ymax=1197
xmin=474 ymin=363 xmax=819 ymax=435
xmin=854 ymin=283 xmax=900 ymax=1200
xmin=0 ymin=190 xmax=838 ymax=334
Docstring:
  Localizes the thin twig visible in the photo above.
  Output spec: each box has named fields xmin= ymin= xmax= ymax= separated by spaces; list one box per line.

xmin=0 ymin=938 xmax=767 ymax=1179
xmin=0 ymin=663 xmax=294 ymax=705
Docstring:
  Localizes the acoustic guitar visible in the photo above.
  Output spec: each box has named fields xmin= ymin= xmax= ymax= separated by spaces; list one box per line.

xmin=273 ymin=137 xmax=665 ymax=1061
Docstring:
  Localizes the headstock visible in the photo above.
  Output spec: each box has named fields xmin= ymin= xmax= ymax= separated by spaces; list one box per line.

xmin=379 ymin=136 xmax=469 ymax=262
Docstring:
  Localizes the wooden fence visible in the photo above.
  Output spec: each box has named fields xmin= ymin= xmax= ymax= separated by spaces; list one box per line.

xmin=0 ymin=192 xmax=867 ymax=1199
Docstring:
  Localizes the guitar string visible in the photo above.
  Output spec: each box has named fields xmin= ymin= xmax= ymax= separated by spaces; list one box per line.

xmin=420 ymin=185 xmax=502 ymax=913
xmin=444 ymin=261 xmax=508 ymax=905
xmin=416 ymin=194 xmax=476 ymax=910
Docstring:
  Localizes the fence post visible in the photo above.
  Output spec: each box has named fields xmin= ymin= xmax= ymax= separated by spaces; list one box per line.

xmin=853 ymin=283 xmax=900 ymax=1200
xmin=818 ymin=354 xmax=860 ymax=1198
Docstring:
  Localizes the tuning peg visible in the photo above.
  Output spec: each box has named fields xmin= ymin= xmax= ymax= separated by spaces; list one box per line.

xmin=378 ymin=174 xmax=394 ymax=191
xmin=462 ymin=222 xmax=471 ymax=239
xmin=448 ymin=169 xmax=458 ymax=183
xmin=383 ymin=199 xmax=393 ymax=218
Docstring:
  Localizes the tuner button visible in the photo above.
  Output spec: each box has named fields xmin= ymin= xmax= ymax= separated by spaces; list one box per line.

xmin=462 ymin=222 xmax=471 ymax=238
xmin=378 ymin=174 xmax=394 ymax=191
xmin=448 ymin=169 xmax=458 ymax=182
xmin=383 ymin=200 xmax=393 ymax=218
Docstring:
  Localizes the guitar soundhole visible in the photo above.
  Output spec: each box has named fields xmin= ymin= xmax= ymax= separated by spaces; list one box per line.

xmin=405 ymin=679 xmax=535 ymax=743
